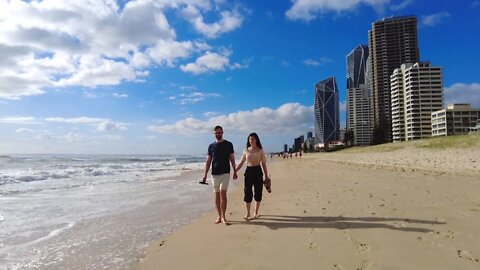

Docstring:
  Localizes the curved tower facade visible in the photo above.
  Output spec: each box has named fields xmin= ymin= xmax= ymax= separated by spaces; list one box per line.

xmin=346 ymin=44 xmax=373 ymax=145
xmin=314 ymin=77 xmax=340 ymax=145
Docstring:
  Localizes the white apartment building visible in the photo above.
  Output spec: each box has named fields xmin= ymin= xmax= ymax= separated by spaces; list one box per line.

xmin=432 ymin=104 xmax=480 ymax=136
xmin=390 ymin=62 xmax=444 ymax=141
xmin=346 ymin=84 xmax=372 ymax=145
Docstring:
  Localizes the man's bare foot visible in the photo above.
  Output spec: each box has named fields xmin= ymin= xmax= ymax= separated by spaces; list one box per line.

xmin=244 ymin=214 xmax=250 ymax=221
xmin=215 ymin=217 xmax=222 ymax=224
xmin=221 ymin=217 xmax=229 ymax=225
xmin=254 ymin=212 xmax=260 ymax=218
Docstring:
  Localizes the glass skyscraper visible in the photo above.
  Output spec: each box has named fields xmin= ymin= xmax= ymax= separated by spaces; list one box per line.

xmin=346 ymin=44 xmax=372 ymax=145
xmin=314 ymin=77 xmax=340 ymax=145
xmin=346 ymin=44 xmax=368 ymax=89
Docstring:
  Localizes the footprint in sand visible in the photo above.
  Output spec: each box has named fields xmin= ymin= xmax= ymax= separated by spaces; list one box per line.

xmin=354 ymin=260 xmax=373 ymax=270
xmin=431 ymin=230 xmax=455 ymax=240
xmin=357 ymin=243 xmax=371 ymax=253
xmin=457 ymin=249 xmax=480 ymax=263
xmin=308 ymin=241 xmax=318 ymax=249
xmin=444 ymin=230 xmax=455 ymax=239
xmin=333 ymin=264 xmax=347 ymax=270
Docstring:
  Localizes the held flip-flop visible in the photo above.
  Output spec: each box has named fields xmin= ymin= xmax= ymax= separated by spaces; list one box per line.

xmin=198 ymin=181 xmax=209 ymax=185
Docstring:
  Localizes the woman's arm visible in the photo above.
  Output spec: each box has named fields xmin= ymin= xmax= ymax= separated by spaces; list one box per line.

xmin=261 ymin=161 xmax=269 ymax=179
xmin=260 ymin=150 xmax=268 ymax=178
xmin=235 ymin=155 xmax=246 ymax=172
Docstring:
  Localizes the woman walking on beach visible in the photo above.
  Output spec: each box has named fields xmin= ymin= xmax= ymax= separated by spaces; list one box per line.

xmin=235 ymin=133 xmax=270 ymax=220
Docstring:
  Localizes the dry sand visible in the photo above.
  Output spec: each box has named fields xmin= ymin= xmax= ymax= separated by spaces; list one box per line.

xmin=135 ymin=139 xmax=480 ymax=270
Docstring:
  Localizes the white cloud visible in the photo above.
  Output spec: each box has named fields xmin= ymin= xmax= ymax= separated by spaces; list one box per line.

xmin=64 ymin=132 xmax=85 ymax=142
xmin=0 ymin=116 xmax=38 ymax=124
xmin=45 ymin=117 xmax=128 ymax=131
xmin=15 ymin=127 xmax=34 ymax=133
xmin=422 ymin=12 xmax=450 ymax=27
xmin=390 ymin=0 xmax=413 ymax=10
xmin=181 ymin=5 xmax=243 ymax=38
xmin=112 ymin=93 xmax=128 ymax=98
xmin=101 ymin=134 xmax=123 ymax=141
xmin=84 ymin=91 xmax=103 ymax=99
xmin=0 ymin=0 xmax=245 ymax=99
xmin=203 ymin=111 xmax=220 ymax=117
xmin=286 ymin=0 xmax=390 ymax=21
xmin=303 ymin=57 xmax=332 ymax=66
xmin=146 ymin=39 xmax=194 ymax=66
xmin=97 ymin=120 xmax=128 ymax=131
xmin=170 ymin=92 xmax=221 ymax=105
xmin=149 ymin=103 xmax=313 ymax=135
xmin=444 ymin=83 xmax=480 ymax=108
xmin=45 ymin=117 xmax=107 ymax=124
xmin=36 ymin=131 xmax=85 ymax=142
xmin=180 ymin=51 xmax=230 ymax=74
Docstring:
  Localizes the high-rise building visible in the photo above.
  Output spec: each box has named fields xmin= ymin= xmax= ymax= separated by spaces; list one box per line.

xmin=391 ymin=62 xmax=443 ymax=141
xmin=368 ymin=16 xmax=420 ymax=143
xmin=314 ymin=77 xmax=340 ymax=144
xmin=347 ymin=45 xmax=368 ymax=89
xmin=346 ymin=44 xmax=372 ymax=145
xmin=432 ymin=104 xmax=480 ymax=136
xmin=294 ymin=136 xmax=304 ymax=152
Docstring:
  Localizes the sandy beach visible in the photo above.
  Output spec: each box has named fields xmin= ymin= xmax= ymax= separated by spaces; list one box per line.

xmin=136 ymin=135 xmax=480 ymax=270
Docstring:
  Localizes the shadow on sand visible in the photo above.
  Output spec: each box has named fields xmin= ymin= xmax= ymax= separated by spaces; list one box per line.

xmin=231 ymin=215 xmax=445 ymax=233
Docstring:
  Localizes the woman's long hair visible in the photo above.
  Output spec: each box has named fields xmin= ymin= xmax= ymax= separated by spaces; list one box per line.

xmin=246 ymin=132 xmax=263 ymax=149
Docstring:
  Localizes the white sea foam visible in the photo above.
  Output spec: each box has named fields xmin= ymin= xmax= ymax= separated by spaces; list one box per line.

xmin=30 ymin=222 xmax=75 ymax=245
xmin=0 ymin=154 xmax=207 ymax=270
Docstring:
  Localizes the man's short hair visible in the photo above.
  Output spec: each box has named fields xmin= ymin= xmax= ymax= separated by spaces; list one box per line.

xmin=214 ymin=125 xmax=223 ymax=131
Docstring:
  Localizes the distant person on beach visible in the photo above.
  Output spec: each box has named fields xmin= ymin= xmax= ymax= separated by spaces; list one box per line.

xmin=235 ymin=132 xmax=270 ymax=220
xmin=202 ymin=126 xmax=237 ymax=225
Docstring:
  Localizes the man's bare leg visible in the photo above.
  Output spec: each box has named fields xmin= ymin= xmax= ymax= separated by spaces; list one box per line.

xmin=214 ymin=192 xmax=222 ymax=224
xmin=220 ymin=190 xmax=229 ymax=225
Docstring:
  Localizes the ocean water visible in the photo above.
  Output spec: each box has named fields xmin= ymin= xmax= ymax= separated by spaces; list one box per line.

xmin=0 ymin=154 xmax=216 ymax=270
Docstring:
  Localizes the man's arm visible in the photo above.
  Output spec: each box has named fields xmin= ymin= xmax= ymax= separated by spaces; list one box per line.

xmin=235 ymin=154 xmax=246 ymax=173
xmin=202 ymin=155 xmax=212 ymax=182
xmin=229 ymin=153 xmax=238 ymax=180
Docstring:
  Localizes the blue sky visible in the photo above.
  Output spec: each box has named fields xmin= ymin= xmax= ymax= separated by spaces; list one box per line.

xmin=1 ymin=0 xmax=479 ymax=155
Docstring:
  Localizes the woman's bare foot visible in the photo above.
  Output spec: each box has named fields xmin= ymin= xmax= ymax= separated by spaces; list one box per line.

xmin=215 ymin=217 xmax=222 ymax=224
xmin=244 ymin=214 xmax=250 ymax=221
xmin=221 ymin=217 xmax=229 ymax=225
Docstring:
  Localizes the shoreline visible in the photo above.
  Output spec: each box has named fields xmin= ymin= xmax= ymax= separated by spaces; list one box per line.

xmin=135 ymin=150 xmax=480 ymax=270
xmin=1 ymin=165 xmax=215 ymax=270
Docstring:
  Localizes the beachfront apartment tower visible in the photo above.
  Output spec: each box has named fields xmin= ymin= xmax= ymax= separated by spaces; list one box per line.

xmin=314 ymin=77 xmax=340 ymax=145
xmin=346 ymin=44 xmax=373 ymax=145
xmin=431 ymin=104 xmax=480 ymax=136
xmin=368 ymin=16 xmax=420 ymax=143
xmin=390 ymin=62 xmax=443 ymax=141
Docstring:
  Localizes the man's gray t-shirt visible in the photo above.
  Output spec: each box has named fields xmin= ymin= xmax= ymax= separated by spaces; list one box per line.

xmin=208 ymin=140 xmax=234 ymax=175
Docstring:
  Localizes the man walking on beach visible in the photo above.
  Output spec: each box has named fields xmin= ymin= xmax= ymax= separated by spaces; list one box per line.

xmin=202 ymin=126 xmax=237 ymax=225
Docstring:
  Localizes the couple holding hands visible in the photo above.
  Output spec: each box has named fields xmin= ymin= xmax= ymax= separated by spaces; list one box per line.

xmin=201 ymin=125 xmax=271 ymax=225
